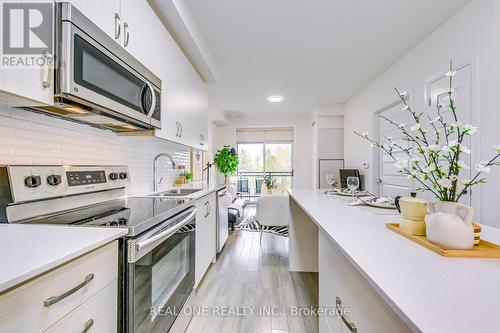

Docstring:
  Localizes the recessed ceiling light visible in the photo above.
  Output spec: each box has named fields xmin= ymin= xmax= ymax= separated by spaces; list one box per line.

xmin=267 ymin=95 xmax=284 ymax=103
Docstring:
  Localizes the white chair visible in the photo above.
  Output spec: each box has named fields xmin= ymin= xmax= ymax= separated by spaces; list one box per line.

xmin=226 ymin=184 xmax=244 ymax=217
xmin=256 ymin=193 xmax=290 ymax=244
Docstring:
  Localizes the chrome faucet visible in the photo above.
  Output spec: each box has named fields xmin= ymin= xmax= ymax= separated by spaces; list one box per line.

xmin=153 ymin=153 xmax=177 ymax=192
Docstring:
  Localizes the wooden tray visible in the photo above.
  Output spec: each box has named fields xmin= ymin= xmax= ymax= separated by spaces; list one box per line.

xmin=386 ymin=223 xmax=500 ymax=258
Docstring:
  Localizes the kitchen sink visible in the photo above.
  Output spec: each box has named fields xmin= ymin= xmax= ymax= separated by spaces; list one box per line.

xmin=153 ymin=188 xmax=203 ymax=197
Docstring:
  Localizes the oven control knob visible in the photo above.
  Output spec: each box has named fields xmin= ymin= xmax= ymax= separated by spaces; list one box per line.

xmin=109 ymin=172 xmax=119 ymax=181
xmin=119 ymin=172 xmax=128 ymax=180
xmin=47 ymin=174 xmax=62 ymax=186
xmin=24 ymin=175 xmax=42 ymax=188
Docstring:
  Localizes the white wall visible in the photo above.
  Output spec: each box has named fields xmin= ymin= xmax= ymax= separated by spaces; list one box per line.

xmin=344 ymin=0 xmax=500 ymax=227
xmin=0 ymin=107 xmax=191 ymax=195
xmin=214 ymin=113 xmax=312 ymax=188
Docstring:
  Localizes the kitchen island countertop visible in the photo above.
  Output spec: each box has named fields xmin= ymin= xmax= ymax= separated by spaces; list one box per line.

xmin=288 ymin=188 xmax=500 ymax=333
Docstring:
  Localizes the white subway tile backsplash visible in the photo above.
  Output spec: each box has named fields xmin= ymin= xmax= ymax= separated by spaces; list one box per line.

xmin=14 ymin=148 xmax=47 ymax=157
xmin=0 ymin=155 xmax=32 ymax=164
xmin=0 ymin=137 xmax=30 ymax=148
xmin=0 ymin=147 xmax=13 ymax=155
xmin=0 ymin=107 xmax=191 ymax=194
xmin=14 ymin=128 xmax=48 ymax=140
xmin=0 ymin=126 xmax=14 ymax=137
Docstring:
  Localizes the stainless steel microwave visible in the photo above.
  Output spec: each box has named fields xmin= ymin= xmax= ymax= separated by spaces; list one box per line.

xmin=32 ymin=2 xmax=161 ymax=132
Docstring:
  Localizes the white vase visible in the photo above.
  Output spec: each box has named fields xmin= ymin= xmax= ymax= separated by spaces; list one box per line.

xmin=425 ymin=201 xmax=475 ymax=250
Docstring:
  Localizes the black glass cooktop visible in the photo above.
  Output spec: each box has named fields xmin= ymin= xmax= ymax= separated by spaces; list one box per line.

xmin=21 ymin=197 xmax=192 ymax=236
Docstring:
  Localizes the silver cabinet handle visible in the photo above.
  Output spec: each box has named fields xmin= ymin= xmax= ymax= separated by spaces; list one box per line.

xmin=123 ymin=22 xmax=130 ymax=47
xmin=114 ymin=13 xmax=121 ymax=40
xmin=44 ymin=273 xmax=94 ymax=307
xmin=175 ymin=122 xmax=180 ymax=137
xmin=82 ymin=319 xmax=94 ymax=333
xmin=179 ymin=123 xmax=183 ymax=138
xmin=204 ymin=202 xmax=208 ymax=218
xmin=207 ymin=201 xmax=211 ymax=217
xmin=336 ymin=297 xmax=357 ymax=332
xmin=42 ymin=51 xmax=53 ymax=88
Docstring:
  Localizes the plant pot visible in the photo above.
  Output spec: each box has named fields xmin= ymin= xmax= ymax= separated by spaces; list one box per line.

xmin=425 ymin=201 xmax=475 ymax=250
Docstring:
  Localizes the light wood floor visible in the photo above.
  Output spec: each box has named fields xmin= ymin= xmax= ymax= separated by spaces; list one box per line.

xmin=184 ymin=223 xmax=318 ymax=333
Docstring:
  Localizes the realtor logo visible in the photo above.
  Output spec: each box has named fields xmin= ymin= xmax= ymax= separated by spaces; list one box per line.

xmin=2 ymin=2 xmax=53 ymax=55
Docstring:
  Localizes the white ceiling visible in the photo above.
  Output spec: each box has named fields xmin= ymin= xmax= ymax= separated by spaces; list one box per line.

xmin=186 ymin=0 xmax=471 ymax=115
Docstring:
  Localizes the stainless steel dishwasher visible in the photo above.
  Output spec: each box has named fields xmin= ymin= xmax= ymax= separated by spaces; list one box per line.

xmin=216 ymin=188 xmax=229 ymax=253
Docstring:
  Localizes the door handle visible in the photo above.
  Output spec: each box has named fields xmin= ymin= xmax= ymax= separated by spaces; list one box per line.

xmin=44 ymin=274 xmax=94 ymax=307
xmin=175 ymin=122 xmax=180 ymax=137
xmin=123 ymin=22 xmax=130 ymax=47
xmin=114 ymin=13 xmax=121 ymax=40
xmin=179 ymin=123 xmax=183 ymax=138
xmin=336 ymin=297 xmax=357 ymax=332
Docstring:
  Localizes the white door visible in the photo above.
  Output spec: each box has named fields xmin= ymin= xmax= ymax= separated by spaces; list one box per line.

xmin=425 ymin=64 xmax=472 ymax=205
xmin=64 ymin=0 xmax=121 ymax=43
xmin=377 ymin=100 xmax=413 ymax=197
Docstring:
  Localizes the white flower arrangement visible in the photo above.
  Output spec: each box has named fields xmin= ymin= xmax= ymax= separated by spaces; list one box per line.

xmin=355 ymin=62 xmax=500 ymax=202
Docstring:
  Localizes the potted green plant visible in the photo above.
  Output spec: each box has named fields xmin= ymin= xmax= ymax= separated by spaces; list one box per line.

xmin=213 ymin=146 xmax=239 ymax=184
xmin=263 ymin=173 xmax=275 ymax=194
xmin=356 ymin=62 xmax=500 ymax=249
xmin=183 ymin=171 xmax=193 ymax=183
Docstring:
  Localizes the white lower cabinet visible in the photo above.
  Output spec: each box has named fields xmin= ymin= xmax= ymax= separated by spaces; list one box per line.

xmin=195 ymin=192 xmax=217 ymax=287
xmin=44 ymin=280 xmax=117 ymax=333
xmin=0 ymin=241 xmax=118 ymax=333
xmin=319 ymin=232 xmax=412 ymax=333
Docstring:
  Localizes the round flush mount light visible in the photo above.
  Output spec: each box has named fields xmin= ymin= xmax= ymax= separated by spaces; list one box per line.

xmin=266 ymin=95 xmax=284 ymax=103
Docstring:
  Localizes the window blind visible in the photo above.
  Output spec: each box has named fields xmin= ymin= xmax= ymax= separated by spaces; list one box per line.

xmin=235 ymin=127 xmax=294 ymax=143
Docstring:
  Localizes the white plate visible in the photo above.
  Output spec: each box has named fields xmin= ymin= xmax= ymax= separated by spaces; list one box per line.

xmin=364 ymin=199 xmax=397 ymax=209
xmin=332 ymin=191 xmax=371 ymax=197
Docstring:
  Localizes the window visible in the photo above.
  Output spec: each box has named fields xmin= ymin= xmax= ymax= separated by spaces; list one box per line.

xmin=236 ymin=141 xmax=293 ymax=195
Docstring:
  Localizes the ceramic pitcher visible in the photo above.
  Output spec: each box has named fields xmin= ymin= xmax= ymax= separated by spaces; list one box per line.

xmin=426 ymin=201 xmax=475 ymax=250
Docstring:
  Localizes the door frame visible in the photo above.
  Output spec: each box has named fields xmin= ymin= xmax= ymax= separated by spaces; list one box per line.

xmin=373 ymin=95 xmax=412 ymax=197
xmin=424 ymin=60 xmax=479 ymax=213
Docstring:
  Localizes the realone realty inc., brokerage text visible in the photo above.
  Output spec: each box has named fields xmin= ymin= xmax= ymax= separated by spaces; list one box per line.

xmin=151 ymin=305 xmax=350 ymax=318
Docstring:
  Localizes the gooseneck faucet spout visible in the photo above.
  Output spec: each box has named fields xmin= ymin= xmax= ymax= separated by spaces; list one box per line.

xmin=153 ymin=153 xmax=177 ymax=192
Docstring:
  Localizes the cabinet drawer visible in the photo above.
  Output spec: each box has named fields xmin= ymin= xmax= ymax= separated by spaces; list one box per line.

xmin=44 ymin=279 xmax=117 ymax=333
xmin=0 ymin=241 xmax=118 ymax=333
xmin=319 ymin=233 xmax=411 ymax=333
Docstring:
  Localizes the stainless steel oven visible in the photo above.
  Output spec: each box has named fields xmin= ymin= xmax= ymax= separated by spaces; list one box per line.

xmin=31 ymin=3 xmax=161 ymax=132
xmin=125 ymin=206 xmax=196 ymax=333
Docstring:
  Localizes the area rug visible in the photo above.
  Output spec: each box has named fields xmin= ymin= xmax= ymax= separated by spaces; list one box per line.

xmin=235 ymin=215 xmax=288 ymax=237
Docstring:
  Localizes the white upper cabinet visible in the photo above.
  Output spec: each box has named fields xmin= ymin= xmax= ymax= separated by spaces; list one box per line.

xmin=0 ymin=66 xmax=54 ymax=106
xmin=120 ymin=0 xmax=156 ymax=68
xmin=152 ymin=15 xmax=209 ymax=150
xmin=64 ymin=0 xmax=121 ymax=43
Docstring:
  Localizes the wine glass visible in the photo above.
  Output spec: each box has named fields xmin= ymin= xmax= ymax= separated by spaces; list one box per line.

xmin=347 ymin=176 xmax=360 ymax=201
xmin=325 ymin=174 xmax=336 ymax=192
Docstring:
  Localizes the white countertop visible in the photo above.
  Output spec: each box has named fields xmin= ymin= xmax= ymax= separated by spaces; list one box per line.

xmin=0 ymin=224 xmax=127 ymax=293
xmin=288 ymin=189 xmax=500 ymax=333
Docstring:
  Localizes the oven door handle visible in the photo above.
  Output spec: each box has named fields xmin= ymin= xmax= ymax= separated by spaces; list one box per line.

xmin=136 ymin=209 xmax=196 ymax=252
